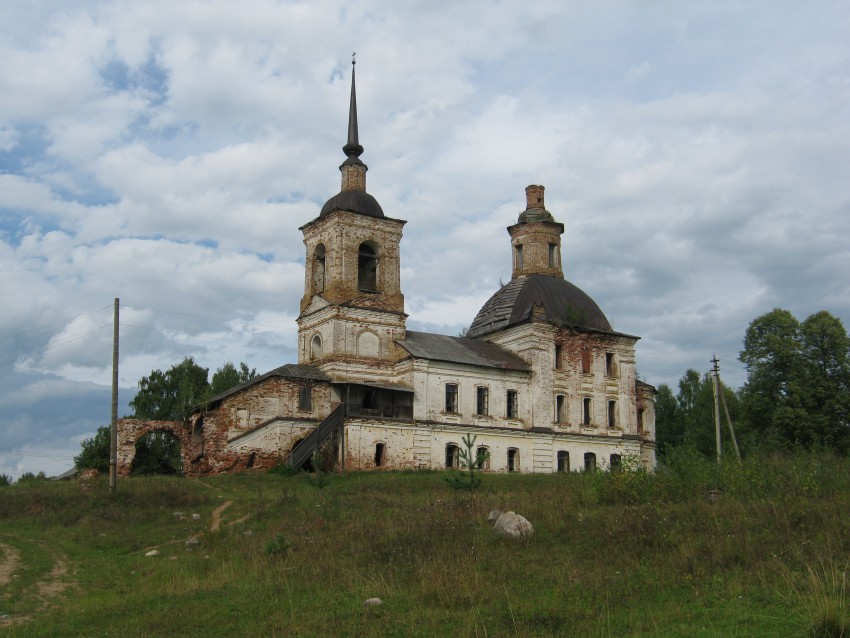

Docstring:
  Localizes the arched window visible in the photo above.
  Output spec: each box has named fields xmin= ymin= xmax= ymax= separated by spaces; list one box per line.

xmin=584 ymin=452 xmax=597 ymax=472
xmin=358 ymin=242 xmax=378 ymax=291
xmin=557 ymin=450 xmax=569 ymax=472
xmin=313 ymin=244 xmax=326 ymax=294
xmin=476 ymin=446 xmax=490 ymax=470
xmin=310 ymin=334 xmax=323 ymax=360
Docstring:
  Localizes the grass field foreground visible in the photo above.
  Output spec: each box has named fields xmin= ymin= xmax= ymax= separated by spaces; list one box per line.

xmin=1 ymin=450 xmax=849 ymax=636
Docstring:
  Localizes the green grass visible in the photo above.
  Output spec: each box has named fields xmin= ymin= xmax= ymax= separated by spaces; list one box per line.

xmin=2 ymin=452 xmax=849 ymax=636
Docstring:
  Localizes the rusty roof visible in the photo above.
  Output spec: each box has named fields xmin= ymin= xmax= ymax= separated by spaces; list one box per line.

xmin=467 ymin=274 xmax=613 ymax=338
xmin=399 ymin=331 xmax=530 ymax=371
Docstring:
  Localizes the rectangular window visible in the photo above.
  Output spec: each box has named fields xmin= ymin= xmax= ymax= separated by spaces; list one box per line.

xmin=610 ymin=453 xmax=622 ymax=471
xmin=476 ymin=446 xmax=490 ymax=471
xmin=557 ymin=450 xmax=569 ymax=472
xmin=374 ymin=443 xmax=385 ymax=467
xmin=582 ymin=397 xmax=592 ymax=426
xmin=446 ymin=444 xmax=459 ymax=468
xmin=476 ymin=386 xmax=489 ymax=416
xmin=605 ymin=352 xmax=617 ymax=377
xmin=608 ymin=400 xmax=617 ymax=428
xmin=298 ymin=384 xmax=312 ymax=410
xmin=584 ymin=452 xmax=597 ymax=472
xmin=507 ymin=448 xmax=519 ymax=472
xmin=637 ymin=408 xmax=645 ymax=431
xmin=555 ymin=394 xmax=565 ymax=424
xmin=515 ymin=244 xmax=523 ymax=270
xmin=581 ymin=350 xmax=592 ymax=374
xmin=506 ymin=390 xmax=518 ymax=419
xmin=554 ymin=344 xmax=562 ymax=369
xmin=445 ymin=383 xmax=458 ymax=413
xmin=548 ymin=243 xmax=558 ymax=268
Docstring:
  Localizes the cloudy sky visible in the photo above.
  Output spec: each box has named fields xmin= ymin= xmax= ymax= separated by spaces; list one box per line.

xmin=2 ymin=1 xmax=848 ymax=478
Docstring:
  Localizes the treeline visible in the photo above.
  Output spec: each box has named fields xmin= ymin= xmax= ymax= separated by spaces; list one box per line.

xmin=656 ymin=308 xmax=850 ymax=457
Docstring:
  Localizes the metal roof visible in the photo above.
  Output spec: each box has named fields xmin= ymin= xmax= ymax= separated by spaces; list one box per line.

xmin=333 ymin=380 xmax=414 ymax=393
xmin=467 ymin=274 xmax=613 ymax=338
xmin=320 ymin=190 xmax=384 ymax=218
xmin=399 ymin=331 xmax=530 ymax=371
xmin=204 ymin=364 xmax=330 ymax=406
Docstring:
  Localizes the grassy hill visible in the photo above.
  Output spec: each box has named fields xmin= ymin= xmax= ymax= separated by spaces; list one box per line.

xmin=1 ymin=451 xmax=848 ymax=637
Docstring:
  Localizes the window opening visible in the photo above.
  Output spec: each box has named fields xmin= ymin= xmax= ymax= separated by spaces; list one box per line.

xmin=515 ymin=244 xmax=523 ymax=270
xmin=548 ymin=243 xmax=558 ymax=268
xmin=584 ymin=452 xmax=597 ymax=472
xmin=608 ymin=400 xmax=617 ymax=428
xmin=557 ymin=450 xmax=569 ymax=472
xmin=299 ymin=384 xmax=312 ymax=411
xmin=554 ymin=344 xmax=562 ymax=369
xmin=506 ymin=390 xmax=518 ymax=419
xmin=582 ymin=397 xmax=592 ymax=426
xmin=445 ymin=383 xmax=458 ymax=413
xmin=313 ymin=244 xmax=326 ymax=293
xmin=555 ymin=394 xmax=565 ymax=424
xmin=476 ymin=387 xmax=489 ymax=416
xmin=374 ymin=443 xmax=386 ymax=467
xmin=358 ymin=242 xmax=378 ymax=291
xmin=606 ymin=352 xmax=617 ymax=376
xmin=507 ymin=448 xmax=519 ymax=472
xmin=610 ymin=454 xmax=622 ymax=471
xmin=582 ymin=350 xmax=592 ymax=374
xmin=637 ymin=408 xmax=645 ymax=431
xmin=476 ymin=446 xmax=490 ymax=470
xmin=445 ymin=444 xmax=459 ymax=468
xmin=310 ymin=334 xmax=323 ymax=360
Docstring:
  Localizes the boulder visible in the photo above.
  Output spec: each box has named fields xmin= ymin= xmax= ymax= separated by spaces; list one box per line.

xmin=487 ymin=509 xmax=502 ymax=522
xmin=492 ymin=511 xmax=534 ymax=540
xmin=364 ymin=598 xmax=383 ymax=606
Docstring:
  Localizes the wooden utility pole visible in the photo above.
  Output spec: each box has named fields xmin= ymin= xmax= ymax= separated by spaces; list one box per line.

xmin=711 ymin=355 xmax=741 ymax=462
xmin=712 ymin=355 xmax=722 ymax=463
xmin=109 ymin=298 xmax=119 ymax=491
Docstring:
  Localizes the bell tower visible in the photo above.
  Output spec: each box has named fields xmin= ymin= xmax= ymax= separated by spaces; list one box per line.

xmin=296 ymin=60 xmax=407 ymax=381
xmin=507 ymin=185 xmax=565 ymax=279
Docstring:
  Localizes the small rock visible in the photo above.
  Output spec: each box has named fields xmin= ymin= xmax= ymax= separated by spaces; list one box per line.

xmin=145 ymin=550 xmax=160 ymax=557
xmin=173 ymin=511 xmax=184 ymax=518
xmin=492 ymin=511 xmax=534 ymax=540
xmin=364 ymin=598 xmax=383 ymax=606
xmin=487 ymin=509 xmax=503 ymax=522
xmin=185 ymin=537 xmax=200 ymax=546
xmin=191 ymin=514 xmax=201 ymax=520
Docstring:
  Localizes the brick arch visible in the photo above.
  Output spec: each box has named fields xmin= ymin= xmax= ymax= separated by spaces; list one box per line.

xmin=116 ymin=418 xmax=192 ymax=477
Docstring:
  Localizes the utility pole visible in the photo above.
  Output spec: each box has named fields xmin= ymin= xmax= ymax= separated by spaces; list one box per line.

xmin=109 ymin=298 xmax=119 ymax=491
xmin=711 ymin=355 xmax=741 ymax=462
xmin=711 ymin=355 xmax=722 ymax=463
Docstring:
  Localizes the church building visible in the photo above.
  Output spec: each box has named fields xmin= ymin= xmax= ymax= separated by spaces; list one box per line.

xmin=116 ymin=64 xmax=656 ymax=476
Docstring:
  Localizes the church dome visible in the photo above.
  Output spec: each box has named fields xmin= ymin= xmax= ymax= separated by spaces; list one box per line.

xmin=466 ymin=274 xmax=612 ymax=337
xmin=320 ymin=190 xmax=384 ymax=218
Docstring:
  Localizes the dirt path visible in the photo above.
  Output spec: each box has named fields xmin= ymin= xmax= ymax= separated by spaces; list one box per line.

xmin=210 ymin=500 xmax=233 ymax=531
xmin=0 ymin=543 xmax=21 ymax=587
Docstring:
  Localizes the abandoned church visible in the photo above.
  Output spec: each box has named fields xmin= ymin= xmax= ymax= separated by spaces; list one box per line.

xmin=117 ymin=64 xmax=657 ymax=476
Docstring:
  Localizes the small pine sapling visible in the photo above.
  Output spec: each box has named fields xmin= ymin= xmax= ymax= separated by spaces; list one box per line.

xmin=445 ymin=434 xmax=488 ymax=491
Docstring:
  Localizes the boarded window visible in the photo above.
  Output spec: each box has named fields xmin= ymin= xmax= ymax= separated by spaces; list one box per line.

xmin=358 ymin=243 xmax=378 ymax=291
xmin=506 ymin=390 xmax=518 ymax=418
xmin=582 ymin=397 xmax=592 ymax=426
xmin=445 ymin=444 xmax=459 ymax=468
xmin=608 ymin=400 xmax=617 ymax=428
xmin=299 ymin=385 xmax=312 ymax=411
xmin=507 ymin=448 xmax=519 ymax=472
xmin=445 ymin=383 xmax=458 ymax=413
xmin=557 ymin=450 xmax=569 ymax=472
xmin=555 ymin=394 xmax=565 ymax=424
xmin=375 ymin=443 xmax=386 ymax=467
xmin=476 ymin=387 xmax=489 ymax=416
xmin=584 ymin=452 xmax=597 ymax=472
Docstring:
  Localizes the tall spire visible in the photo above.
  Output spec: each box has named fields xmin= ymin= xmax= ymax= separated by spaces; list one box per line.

xmin=342 ymin=54 xmax=364 ymax=160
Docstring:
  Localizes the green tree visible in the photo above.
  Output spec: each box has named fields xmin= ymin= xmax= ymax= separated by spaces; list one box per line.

xmin=653 ymin=383 xmax=681 ymax=455
xmin=129 ymin=356 xmax=210 ymax=421
xmin=130 ymin=431 xmax=183 ymax=476
xmin=209 ymin=361 xmax=257 ymax=397
xmin=740 ymin=308 xmax=850 ymax=452
xmin=74 ymin=426 xmax=111 ymax=472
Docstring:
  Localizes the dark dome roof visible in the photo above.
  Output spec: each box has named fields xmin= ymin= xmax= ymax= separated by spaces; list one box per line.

xmin=320 ymin=190 xmax=384 ymax=218
xmin=467 ymin=274 xmax=612 ymax=338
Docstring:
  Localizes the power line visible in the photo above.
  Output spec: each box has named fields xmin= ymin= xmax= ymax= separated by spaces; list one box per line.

xmin=0 ymin=448 xmax=76 ymax=461
xmin=120 ymin=303 xmax=298 ymax=333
